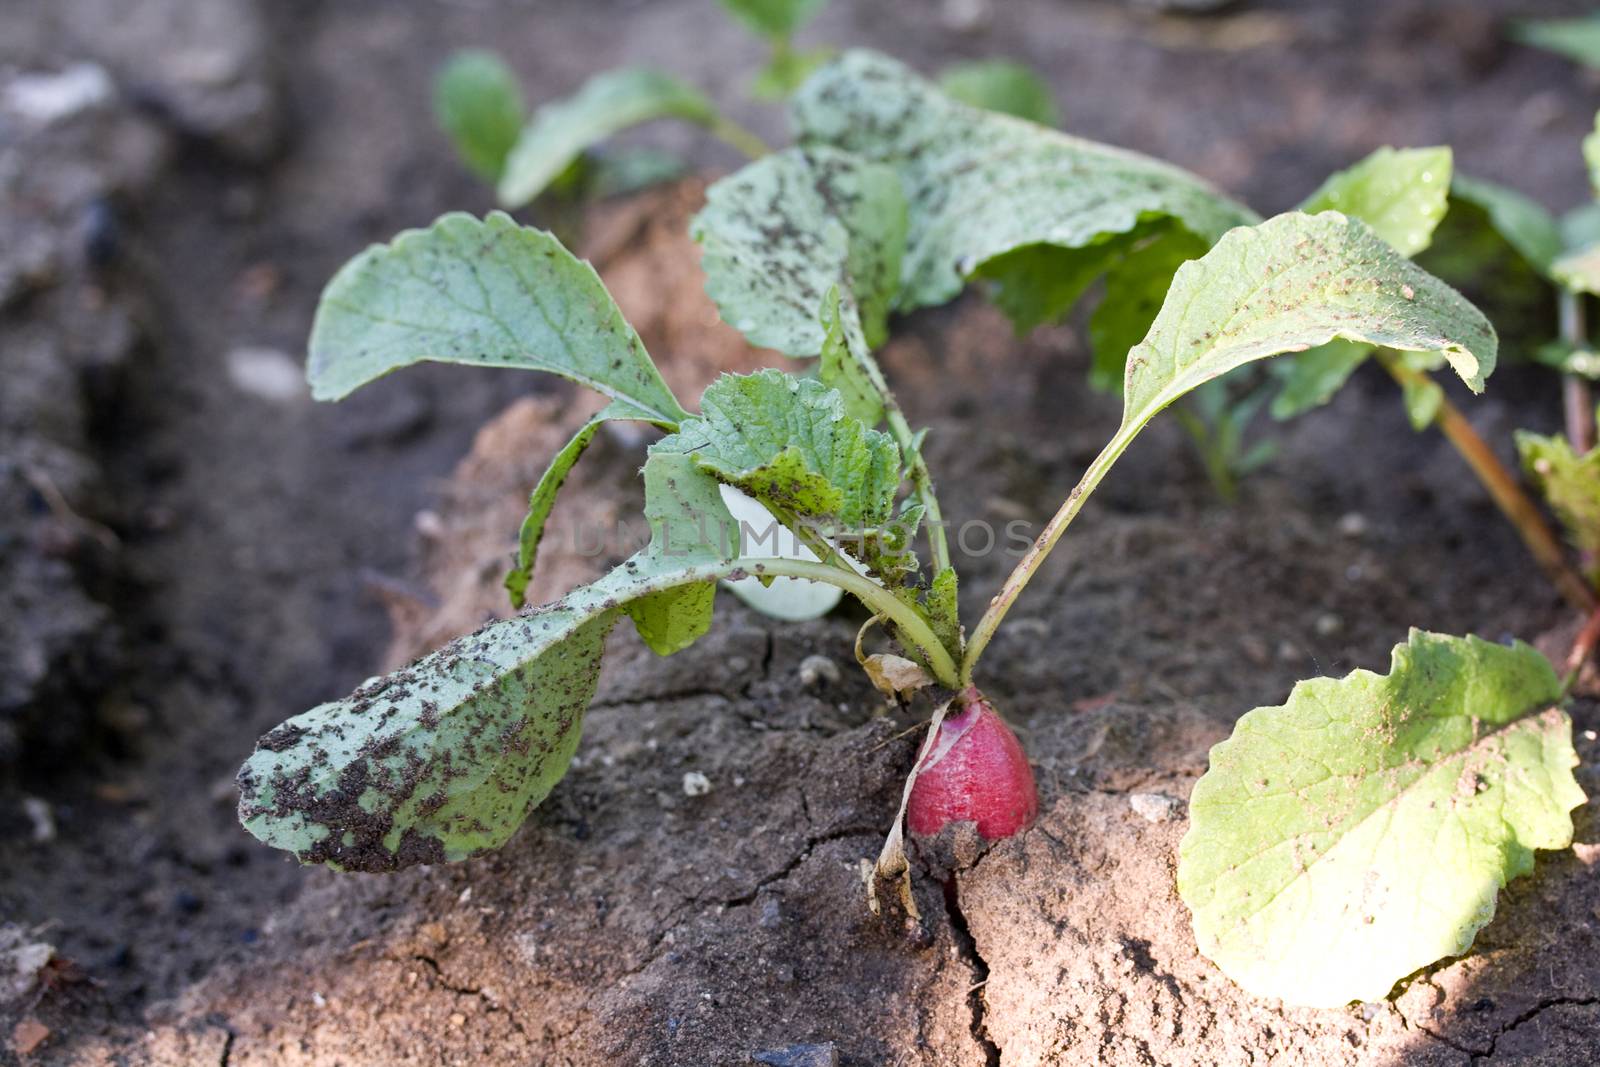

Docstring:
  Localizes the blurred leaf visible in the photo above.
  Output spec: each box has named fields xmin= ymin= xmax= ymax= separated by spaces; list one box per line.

xmin=1299 ymin=146 xmax=1453 ymax=257
xmin=751 ymin=44 xmax=836 ymax=100
xmin=499 ymin=69 xmax=718 ymax=208
xmin=1088 ymin=226 xmax=1209 ymax=393
xmin=1518 ymin=431 xmax=1600 ymax=572
xmin=938 ymin=59 xmax=1060 ymax=126
xmin=1451 ymin=175 xmax=1562 ymax=276
xmin=718 ymin=0 xmax=827 ymax=39
xmin=1269 ymin=339 xmax=1373 ymax=420
xmin=434 ymin=51 xmax=526 ymax=181
xmin=1513 ymin=14 xmax=1600 ymax=69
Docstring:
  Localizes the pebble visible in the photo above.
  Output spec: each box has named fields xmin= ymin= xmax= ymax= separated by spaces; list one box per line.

xmin=1336 ymin=512 xmax=1368 ymax=538
xmin=21 ymin=797 xmax=54 ymax=843
xmin=1314 ymin=612 xmax=1344 ymax=637
xmin=797 ymin=654 xmax=840 ymax=688
xmin=751 ymin=1043 xmax=838 ymax=1067
xmin=1128 ymin=793 xmax=1183 ymax=824
xmin=2 ymin=64 xmax=114 ymax=127
xmin=682 ymin=771 xmax=712 ymax=797
xmin=226 ymin=346 xmax=304 ymax=403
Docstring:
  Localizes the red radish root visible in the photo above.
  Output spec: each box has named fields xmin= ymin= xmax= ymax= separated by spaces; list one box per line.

xmin=907 ymin=687 xmax=1038 ymax=841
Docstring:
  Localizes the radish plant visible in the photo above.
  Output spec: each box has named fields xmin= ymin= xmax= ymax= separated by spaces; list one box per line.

xmin=239 ymin=50 xmax=1584 ymax=1011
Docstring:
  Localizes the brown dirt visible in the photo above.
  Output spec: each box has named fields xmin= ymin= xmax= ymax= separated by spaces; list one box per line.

xmin=5 ymin=0 xmax=1600 ymax=1064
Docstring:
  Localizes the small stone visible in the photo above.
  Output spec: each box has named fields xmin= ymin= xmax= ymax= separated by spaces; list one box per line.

xmin=11 ymin=1017 xmax=50 ymax=1057
xmin=758 ymin=896 xmax=783 ymax=929
xmin=448 ymin=1012 xmax=466 ymax=1028
xmin=226 ymin=347 xmax=304 ymax=403
xmin=797 ymin=654 xmax=840 ymax=688
xmin=1128 ymin=792 xmax=1183 ymax=824
xmin=751 ymin=1043 xmax=838 ymax=1067
xmin=1336 ymin=512 xmax=1368 ymax=537
xmin=682 ymin=771 xmax=712 ymax=797
xmin=21 ymin=797 xmax=54 ymax=843
xmin=1315 ymin=612 xmax=1344 ymax=637
xmin=2 ymin=64 xmax=114 ymax=127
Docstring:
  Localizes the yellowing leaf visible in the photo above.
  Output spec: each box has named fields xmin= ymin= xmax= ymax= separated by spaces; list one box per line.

xmin=1180 ymin=631 xmax=1583 ymax=1007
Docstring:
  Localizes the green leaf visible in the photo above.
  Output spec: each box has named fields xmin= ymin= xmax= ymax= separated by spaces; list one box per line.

xmin=1088 ymin=226 xmax=1210 ymax=393
xmin=926 ymin=565 xmax=961 ymax=656
xmin=1564 ymin=202 xmax=1600 ymax=253
xmin=718 ymin=0 xmax=826 ymax=39
xmin=1179 ymin=630 xmax=1583 ymax=1008
xmin=1513 ymin=15 xmax=1600 ymax=69
xmin=505 ymin=412 xmax=606 ymax=610
xmin=1554 ymin=242 xmax=1600 ymax=295
xmin=238 ymin=451 xmax=745 ymax=871
xmin=307 ymin=212 xmax=687 ymax=425
xmin=819 ymin=287 xmax=885 ymax=425
xmin=1586 ymin=111 xmax=1600 ymax=198
xmin=693 ymin=145 xmax=907 ymax=355
xmin=1268 ymin=339 xmax=1373 ymax=420
xmin=1299 ymin=146 xmax=1452 ymax=258
xmin=1450 ymin=175 xmax=1562 ymax=276
xmin=1118 ymin=211 xmax=1495 ymax=451
xmin=434 ymin=51 xmax=526 ymax=182
xmin=791 ymin=50 xmax=1256 ymax=324
xmin=752 ymin=45 xmax=836 ymax=101
xmin=653 ymin=369 xmax=901 ymax=542
xmin=497 ymin=69 xmax=719 ymax=209
xmin=1517 ymin=431 xmax=1600 ymax=574
xmin=937 ymin=59 xmax=1059 ymax=127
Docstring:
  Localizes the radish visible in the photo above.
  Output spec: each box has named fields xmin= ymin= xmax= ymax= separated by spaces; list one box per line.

xmin=907 ymin=688 xmax=1037 ymax=841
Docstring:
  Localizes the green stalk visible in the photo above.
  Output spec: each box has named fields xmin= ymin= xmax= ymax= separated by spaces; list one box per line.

xmin=748 ymin=557 xmax=960 ymax=687
xmin=1378 ymin=354 xmax=1595 ymax=613
xmin=960 ymin=423 xmax=1136 ymax=683
xmin=1560 ymin=290 xmax=1594 ymax=454
xmin=708 ymin=114 xmax=771 ymax=160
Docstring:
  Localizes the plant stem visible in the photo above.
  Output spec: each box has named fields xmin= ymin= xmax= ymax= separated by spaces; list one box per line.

xmin=852 ymin=347 xmax=953 ymax=577
xmin=1560 ymin=290 xmax=1594 ymax=454
xmin=1378 ymin=354 xmax=1594 ymax=613
xmin=961 ymin=425 xmax=1133 ymax=683
xmin=748 ymin=557 xmax=961 ymax=687
xmin=1563 ymin=599 xmax=1600 ymax=689
xmin=709 ymin=115 xmax=771 ymax=161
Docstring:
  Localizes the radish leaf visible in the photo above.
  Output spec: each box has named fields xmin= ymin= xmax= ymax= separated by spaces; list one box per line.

xmin=718 ymin=0 xmax=826 ymax=39
xmin=434 ymin=51 xmax=526 ymax=182
xmin=498 ymin=69 xmax=719 ymax=209
xmin=308 ymin=212 xmax=687 ymax=421
xmin=1517 ymin=432 xmax=1600 ymax=578
xmin=693 ymin=145 xmax=907 ymax=355
xmin=239 ymin=451 xmax=744 ymax=871
xmin=1119 ymin=211 xmax=1494 ymax=448
xmin=791 ymin=50 xmax=1255 ymax=324
xmin=937 ymin=59 xmax=1059 ymax=126
xmin=1179 ymin=631 xmax=1583 ymax=1007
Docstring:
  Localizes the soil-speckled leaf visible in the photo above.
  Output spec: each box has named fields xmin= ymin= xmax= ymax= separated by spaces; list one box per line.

xmin=693 ymin=146 xmax=907 ymax=355
xmin=434 ymin=51 xmax=526 ymax=181
xmin=1179 ymin=630 xmax=1584 ymax=1008
xmin=308 ymin=212 xmax=687 ymax=425
xmin=791 ymin=50 xmax=1255 ymax=321
xmin=1299 ymin=147 xmax=1452 ymax=257
xmin=1118 ymin=211 xmax=1495 ymax=448
xmin=653 ymin=369 xmax=900 ymax=537
xmin=937 ymin=59 xmax=1059 ymax=126
xmin=498 ymin=69 xmax=718 ymax=209
xmin=1518 ymin=431 xmax=1600 ymax=573
xmin=1451 ymin=175 xmax=1562 ymax=277
xmin=718 ymin=0 xmax=826 ymax=38
xmin=238 ymin=452 xmax=746 ymax=871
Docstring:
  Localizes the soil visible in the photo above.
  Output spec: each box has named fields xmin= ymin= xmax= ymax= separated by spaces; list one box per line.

xmin=3 ymin=0 xmax=1600 ymax=1065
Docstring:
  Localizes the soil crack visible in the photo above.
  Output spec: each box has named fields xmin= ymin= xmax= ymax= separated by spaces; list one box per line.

xmin=940 ymin=878 xmax=1000 ymax=1067
xmin=1473 ymin=997 xmax=1600 ymax=1063
xmin=411 ymin=954 xmax=532 ymax=1041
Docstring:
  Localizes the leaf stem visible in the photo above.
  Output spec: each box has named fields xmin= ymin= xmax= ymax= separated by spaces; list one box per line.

xmin=960 ymin=424 xmax=1134 ymax=683
xmin=1377 ymin=354 xmax=1595 ymax=613
xmin=746 ymin=557 xmax=961 ymax=687
xmin=1560 ymin=289 xmax=1594 ymax=453
xmin=709 ymin=115 xmax=771 ymax=161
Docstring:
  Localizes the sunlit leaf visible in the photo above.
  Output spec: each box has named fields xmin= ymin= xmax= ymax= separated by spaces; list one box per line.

xmin=1180 ymin=631 xmax=1582 ymax=1007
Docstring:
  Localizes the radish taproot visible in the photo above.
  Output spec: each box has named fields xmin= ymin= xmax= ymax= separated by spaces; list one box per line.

xmin=907 ymin=688 xmax=1037 ymax=841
